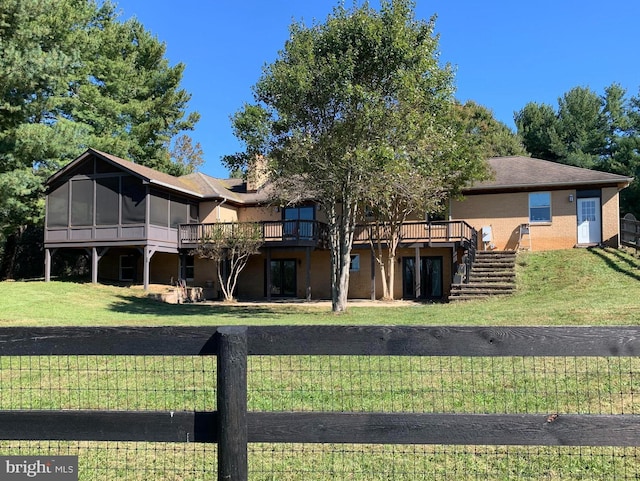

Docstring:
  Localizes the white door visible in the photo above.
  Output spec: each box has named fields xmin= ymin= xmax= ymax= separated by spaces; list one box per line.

xmin=577 ymin=198 xmax=601 ymax=244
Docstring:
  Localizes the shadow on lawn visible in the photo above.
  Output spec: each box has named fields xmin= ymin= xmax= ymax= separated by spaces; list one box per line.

xmin=108 ymin=294 xmax=282 ymax=319
xmin=588 ymin=247 xmax=640 ymax=282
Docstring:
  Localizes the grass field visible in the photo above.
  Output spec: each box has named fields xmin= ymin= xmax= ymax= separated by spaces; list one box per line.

xmin=1 ymin=246 xmax=640 ymax=479
xmin=0 ymin=246 xmax=638 ymax=326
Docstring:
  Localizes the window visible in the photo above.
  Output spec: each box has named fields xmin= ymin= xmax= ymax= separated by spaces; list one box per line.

xmin=180 ymin=255 xmax=194 ymax=280
xmin=529 ymin=192 xmax=551 ymax=223
xmin=119 ymin=255 xmax=135 ymax=281
xmin=189 ymin=204 xmax=199 ymax=224
xmin=350 ymin=254 xmax=360 ymax=272
xmin=283 ymin=206 xmax=315 ymax=239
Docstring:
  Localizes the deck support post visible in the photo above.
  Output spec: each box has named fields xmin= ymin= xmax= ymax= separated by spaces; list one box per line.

xmin=92 ymin=247 xmax=99 ymax=284
xmin=266 ymin=248 xmax=272 ymax=301
xmin=44 ymin=248 xmax=53 ymax=282
xmin=414 ymin=246 xmax=421 ymax=299
xmin=305 ymin=247 xmax=311 ymax=301
xmin=370 ymin=251 xmax=376 ymax=300
xmin=143 ymin=246 xmax=157 ymax=291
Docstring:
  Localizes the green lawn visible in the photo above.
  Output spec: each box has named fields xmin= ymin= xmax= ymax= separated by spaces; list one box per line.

xmin=1 ymin=246 xmax=640 ymax=479
xmin=1 ymin=246 xmax=639 ymax=326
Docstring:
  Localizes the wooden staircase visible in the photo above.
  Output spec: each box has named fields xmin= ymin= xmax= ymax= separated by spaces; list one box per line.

xmin=449 ymin=250 xmax=517 ymax=301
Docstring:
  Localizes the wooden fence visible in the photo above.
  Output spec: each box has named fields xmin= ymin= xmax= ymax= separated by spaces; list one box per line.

xmin=1 ymin=325 xmax=640 ymax=480
xmin=621 ymin=214 xmax=640 ymax=250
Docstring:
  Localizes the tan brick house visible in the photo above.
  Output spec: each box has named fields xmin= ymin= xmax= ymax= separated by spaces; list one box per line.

xmin=452 ymin=156 xmax=632 ymax=251
xmin=43 ymin=150 xmax=631 ymax=301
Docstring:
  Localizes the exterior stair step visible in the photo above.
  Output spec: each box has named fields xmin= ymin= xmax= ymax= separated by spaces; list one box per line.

xmin=449 ymin=250 xmax=517 ymax=302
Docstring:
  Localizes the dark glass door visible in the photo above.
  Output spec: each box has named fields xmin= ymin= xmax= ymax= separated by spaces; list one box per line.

xmin=283 ymin=206 xmax=315 ymax=240
xmin=270 ymin=259 xmax=297 ymax=296
xmin=402 ymin=256 xmax=443 ymax=300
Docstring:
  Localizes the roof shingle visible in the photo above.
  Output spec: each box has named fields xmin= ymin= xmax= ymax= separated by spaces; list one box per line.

xmin=465 ymin=156 xmax=633 ymax=193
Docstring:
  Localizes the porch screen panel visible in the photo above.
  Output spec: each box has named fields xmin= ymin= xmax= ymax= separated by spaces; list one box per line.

xmin=150 ymin=193 xmax=169 ymax=227
xmin=189 ymin=203 xmax=199 ymax=223
xmin=121 ymin=176 xmax=146 ymax=224
xmin=70 ymin=179 xmax=93 ymax=226
xmin=96 ymin=177 xmax=119 ymax=225
xmin=170 ymin=198 xmax=188 ymax=228
xmin=47 ymin=182 xmax=69 ymax=227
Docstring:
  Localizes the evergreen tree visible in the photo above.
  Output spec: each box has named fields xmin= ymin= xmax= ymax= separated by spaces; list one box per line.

xmin=515 ymin=83 xmax=640 ymax=217
xmin=0 ymin=0 xmax=199 ymax=278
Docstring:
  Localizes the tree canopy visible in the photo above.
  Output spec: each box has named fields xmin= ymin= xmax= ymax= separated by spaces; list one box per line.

xmin=515 ymin=84 xmax=640 ymax=217
xmin=452 ymin=100 xmax=526 ymax=159
xmin=0 ymin=0 xmax=199 ymax=277
xmin=224 ymin=0 xmax=488 ymax=311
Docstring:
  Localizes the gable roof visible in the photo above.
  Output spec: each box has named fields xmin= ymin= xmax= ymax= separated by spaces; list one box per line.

xmin=91 ymin=149 xmax=204 ymax=198
xmin=464 ymin=156 xmax=633 ymax=194
xmin=51 ymin=150 xmax=632 ymax=204
xmin=46 ymin=148 xmax=272 ymax=204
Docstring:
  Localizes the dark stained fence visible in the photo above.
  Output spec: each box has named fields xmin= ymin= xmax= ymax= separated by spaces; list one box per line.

xmin=621 ymin=214 xmax=640 ymax=251
xmin=1 ymin=326 xmax=640 ymax=479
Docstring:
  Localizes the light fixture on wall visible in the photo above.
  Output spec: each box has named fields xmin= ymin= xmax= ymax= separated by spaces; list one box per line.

xmin=568 ymin=194 xmax=574 ymax=203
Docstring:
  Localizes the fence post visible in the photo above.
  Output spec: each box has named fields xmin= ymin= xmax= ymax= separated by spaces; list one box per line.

xmin=217 ymin=326 xmax=248 ymax=481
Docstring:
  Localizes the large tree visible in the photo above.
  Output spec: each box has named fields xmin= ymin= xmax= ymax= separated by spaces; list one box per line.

xmin=0 ymin=0 xmax=199 ymax=278
xmin=224 ymin=0 xmax=486 ymax=311
xmin=516 ymin=86 xmax=611 ymax=169
xmin=362 ymin=101 xmax=502 ymax=301
xmin=515 ymin=84 xmax=640 ymax=217
xmin=452 ymin=101 xmax=526 ymax=158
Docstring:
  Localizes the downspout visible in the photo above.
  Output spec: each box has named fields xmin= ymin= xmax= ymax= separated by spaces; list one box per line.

xmin=217 ymin=198 xmax=227 ymax=222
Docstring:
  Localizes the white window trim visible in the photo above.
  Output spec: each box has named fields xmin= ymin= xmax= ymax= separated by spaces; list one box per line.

xmin=529 ymin=192 xmax=552 ymax=224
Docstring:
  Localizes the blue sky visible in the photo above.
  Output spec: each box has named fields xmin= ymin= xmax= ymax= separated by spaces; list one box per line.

xmin=114 ymin=0 xmax=639 ymax=178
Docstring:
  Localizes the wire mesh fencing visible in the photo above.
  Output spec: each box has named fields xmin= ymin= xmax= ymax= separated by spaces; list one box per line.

xmin=248 ymin=355 xmax=640 ymax=480
xmin=1 ymin=326 xmax=640 ymax=480
xmin=0 ymin=354 xmax=218 ymax=480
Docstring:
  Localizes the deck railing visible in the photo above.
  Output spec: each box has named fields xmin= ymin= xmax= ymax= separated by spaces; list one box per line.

xmin=180 ymin=220 xmax=476 ymax=256
xmin=179 ymin=220 xmax=329 ymax=247
xmin=353 ymin=220 xmax=477 ymax=246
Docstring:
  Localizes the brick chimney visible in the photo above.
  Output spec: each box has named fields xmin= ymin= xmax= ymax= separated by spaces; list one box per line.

xmin=246 ymin=154 xmax=269 ymax=192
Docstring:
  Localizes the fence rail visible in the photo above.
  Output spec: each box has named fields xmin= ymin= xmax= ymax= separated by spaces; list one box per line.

xmin=621 ymin=214 xmax=640 ymax=250
xmin=1 ymin=325 xmax=640 ymax=480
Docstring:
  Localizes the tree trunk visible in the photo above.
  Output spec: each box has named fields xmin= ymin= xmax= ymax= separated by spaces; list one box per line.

xmin=369 ymin=224 xmax=400 ymax=301
xmin=0 ymin=228 xmax=22 ymax=280
xmin=328 ymin=201 xmax=356 ymax=313
xmin=378 ymin=258 xmax=390 ymax=300
xmin=334 ymin=246 xmax=351 ymax=312
xmin=386 ymin=254 xmax=396 ymax=300
xmin=217 ymin=260 xmax=234 ymax=302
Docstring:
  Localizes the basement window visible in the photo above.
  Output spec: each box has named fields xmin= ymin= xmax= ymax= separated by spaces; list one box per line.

xmin=350 ymin=254 xmax=360 ymax=272
xmin=119 ymin=255 xmax=135 ymax=282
